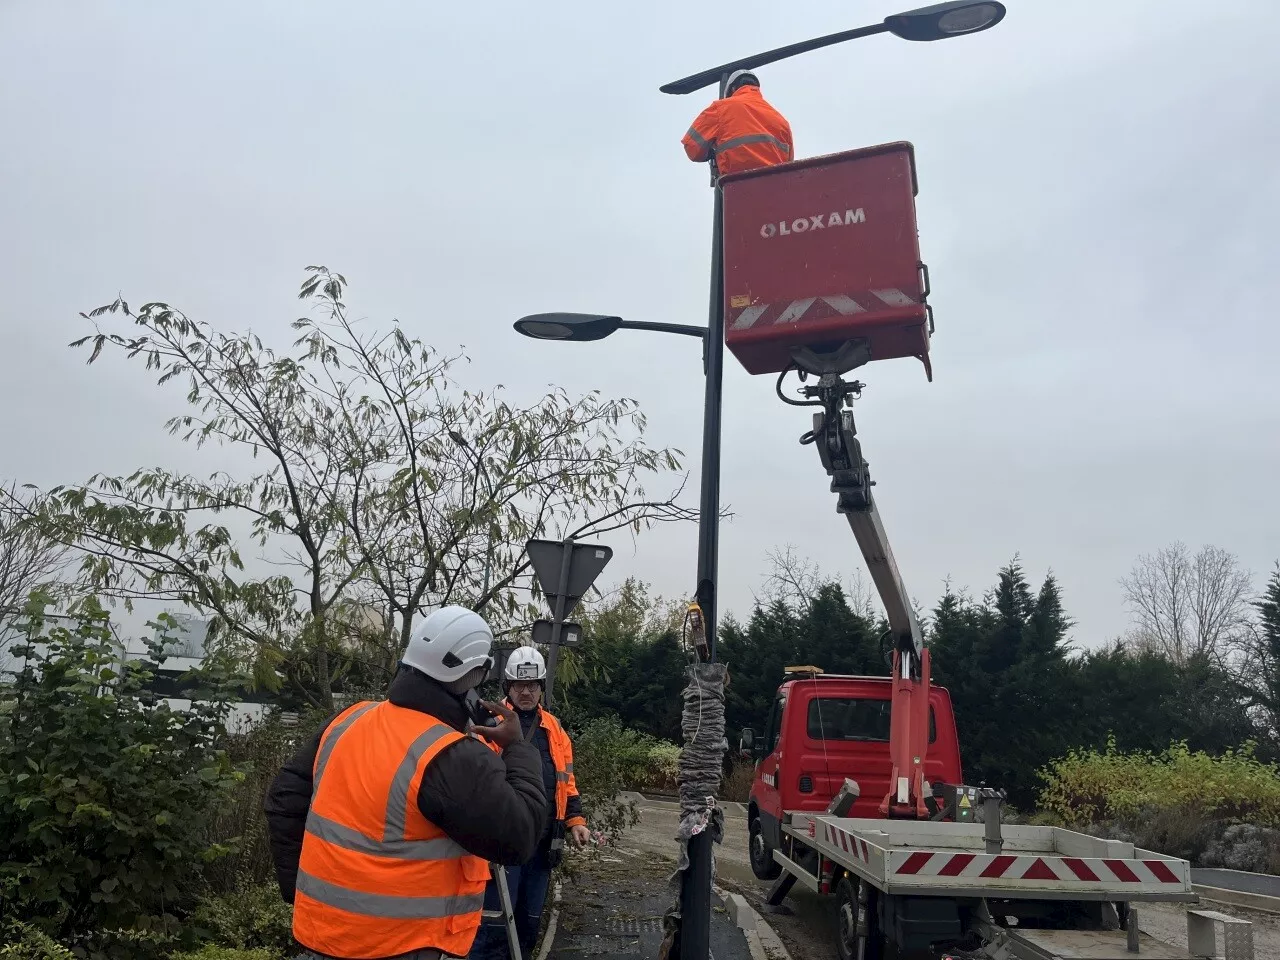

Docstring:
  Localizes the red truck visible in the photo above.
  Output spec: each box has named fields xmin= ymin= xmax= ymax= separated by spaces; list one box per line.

xmin=742 ymin=667 xmax=963 ymax=883
xmin=719 ymin=147 xmax=1205 ymax=959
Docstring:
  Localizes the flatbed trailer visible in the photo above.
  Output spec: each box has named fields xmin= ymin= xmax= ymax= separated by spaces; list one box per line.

xmin=763 ymin=810 xmax=1239 ymax=960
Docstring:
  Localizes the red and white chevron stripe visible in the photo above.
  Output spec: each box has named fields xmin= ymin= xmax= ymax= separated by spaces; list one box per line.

xmin=824 ymin=822 xmax=873 ymax=865
xmin=729 ymin=289 xmax=919 ymax=332
xmin=889 ymin=850 xmax=1184 ymax=885
xmin=817 ymin=820 xmax=1185 ymax=887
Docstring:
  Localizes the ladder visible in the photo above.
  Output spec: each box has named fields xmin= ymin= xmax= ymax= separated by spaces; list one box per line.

xmin=481 ymin=863 xmax=524 ymax=960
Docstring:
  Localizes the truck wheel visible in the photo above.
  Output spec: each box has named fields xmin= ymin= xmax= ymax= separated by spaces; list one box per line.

xmin=835 ymin=876 xmax=888 ymax=960
xmin=749 ymin=816 xmax=781 ymax=880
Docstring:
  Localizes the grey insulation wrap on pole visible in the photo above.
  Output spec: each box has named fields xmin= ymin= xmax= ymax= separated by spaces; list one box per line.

xmin=660 ymin=662 xmax=728 ymax=955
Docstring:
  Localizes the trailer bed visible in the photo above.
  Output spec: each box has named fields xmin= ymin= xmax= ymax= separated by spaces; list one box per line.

xmin=783 ymin=814 xmax=1196 ymax=902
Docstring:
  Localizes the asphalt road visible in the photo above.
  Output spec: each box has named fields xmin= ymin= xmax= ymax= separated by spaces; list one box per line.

xmin=1192 ymin=867 xmax=1280 ymax=897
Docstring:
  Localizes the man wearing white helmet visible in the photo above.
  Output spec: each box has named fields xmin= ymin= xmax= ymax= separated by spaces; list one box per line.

xmin=467 ymin=646 xmax=590 ymax=960
xmin=265 ymin=606 xmax=547 ymax=960
xmin=682 ymin=69 xmax=793 ymax=177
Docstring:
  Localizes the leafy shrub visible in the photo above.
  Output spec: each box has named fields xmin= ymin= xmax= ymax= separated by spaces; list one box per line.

xmin=0 ymin=921 xmax=77 ymax=960
xmin=190 ymin=880 xmax=294 ymax=953
xmin=0 ymin=922 xmax=177 ymax=960
xmin=168 ymin=948 xmax=281 ymax=960
xmin=643 ymin=742 xmax=682 ymax=794
xmin=722 ymin=759 xmax=754 ymax=804
xmin=568 ymin=716 xmax=643 ymax=842
xmin=0 ymin=599 xmax=245 ymax=956
xmin=1038 ymin=738 xmax=1280 ymax=828
xmin=1128 ymin=805 xmax=1220 ymax=863
xmin=1203 ymin=824 xmax=1280 ymax=873
xmin=206 ymin=715 xmax=315 ymax=894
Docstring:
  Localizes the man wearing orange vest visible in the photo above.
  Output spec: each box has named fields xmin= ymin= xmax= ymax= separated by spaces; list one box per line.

xmin=265 ymin=606 xmax=547 ymax=960
xmin=682 ymin=69 xmax=794 ymax=177
xmin=467 ymin=646 xmax=590 ymax=960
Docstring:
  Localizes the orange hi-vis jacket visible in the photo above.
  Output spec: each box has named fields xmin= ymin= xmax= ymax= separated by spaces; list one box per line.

xmin=486 ymin=703 xmax=586 ymax=851
xmin=682 ymin=85 xmax=794 ymax=176
xmin=293 ymin=700 xmax=491 ymax=960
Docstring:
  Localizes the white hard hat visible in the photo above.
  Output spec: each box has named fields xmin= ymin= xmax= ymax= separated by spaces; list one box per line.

xmin=402 ymin=606 xmax=494 ymax=684
xmin=504 ymin=646 xmax=547 ymax=683
xmin=724 ymin=69 xmax=759 ymax=94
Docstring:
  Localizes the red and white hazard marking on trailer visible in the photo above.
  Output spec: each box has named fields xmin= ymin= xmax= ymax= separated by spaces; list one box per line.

xmin=818 ymin=820 xmax=1186 ymax=887
xmin=823 ymin=821 xmax=874 ymax=864
xmin=729 ymin=289 xmax=919 ymax=331
xmin=889 ymin=850 xmax=1185 ymax=886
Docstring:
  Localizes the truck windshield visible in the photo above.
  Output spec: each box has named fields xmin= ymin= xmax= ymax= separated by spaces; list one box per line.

xmin=806 ymin=697 xmax=936 ymax=743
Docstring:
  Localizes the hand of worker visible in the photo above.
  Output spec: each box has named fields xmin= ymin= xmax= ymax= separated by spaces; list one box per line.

xmin=570 ymin=824 xmax=592 ymax=846
xmin=471 ymin=700 xmax=525 ymax=751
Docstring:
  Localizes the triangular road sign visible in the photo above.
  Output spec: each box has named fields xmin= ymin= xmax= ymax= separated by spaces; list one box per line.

xmin=525 ymin=539 xmax=613 ymax=619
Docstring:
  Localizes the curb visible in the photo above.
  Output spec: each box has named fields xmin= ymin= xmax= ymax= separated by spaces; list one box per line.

xmin=1194 ymin=883 xmax=1280 ymax=916
xmin=534 ymin=880 xmax=562 ymax=960
xmin=715 ymin=884 xmax=793 ymax=960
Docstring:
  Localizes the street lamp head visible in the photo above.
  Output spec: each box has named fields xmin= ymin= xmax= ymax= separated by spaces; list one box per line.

xmin=513 ymin=313 xmax=624 ymax=342
xmin=884 ymin=1 xmax=1005 ymax=42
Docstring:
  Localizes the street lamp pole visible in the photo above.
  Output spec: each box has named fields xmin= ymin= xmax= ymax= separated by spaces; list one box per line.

xmin=662 ymin=7 xmax=1005 ymax=958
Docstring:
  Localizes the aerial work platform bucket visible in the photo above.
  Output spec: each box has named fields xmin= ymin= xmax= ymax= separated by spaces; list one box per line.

xmin=721 ymin=142 xmax=933 ymax=380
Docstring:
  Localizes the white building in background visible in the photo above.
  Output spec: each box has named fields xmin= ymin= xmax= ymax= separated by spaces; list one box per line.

xmin=116 ymin=613 xmax=277 ymax=734
xmin=2 ymin=610 xmax=280 ymax=734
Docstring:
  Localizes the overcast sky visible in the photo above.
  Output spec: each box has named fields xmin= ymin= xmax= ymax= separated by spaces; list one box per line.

xmin=3 ymin=1 xmax=1278 ymax=649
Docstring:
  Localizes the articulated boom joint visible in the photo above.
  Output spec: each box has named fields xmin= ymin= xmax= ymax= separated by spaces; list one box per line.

xmin=799 ymin=373 xmax=873 ymax=511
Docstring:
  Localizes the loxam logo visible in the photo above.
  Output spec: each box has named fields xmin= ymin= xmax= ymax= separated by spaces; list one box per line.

xmin=760 ymin=208 xmax=866 ymax=239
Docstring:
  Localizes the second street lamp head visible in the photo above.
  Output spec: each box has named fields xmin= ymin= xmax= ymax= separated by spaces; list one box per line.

xmin=513 ymin=313 xmax=624 ymax=342
xmin=885 ymin=1 xmax=1006 ymax=42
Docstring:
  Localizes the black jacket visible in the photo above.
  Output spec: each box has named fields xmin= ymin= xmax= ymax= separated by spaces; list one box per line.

xmin=264 ymin=668 xmax=547 ymax=904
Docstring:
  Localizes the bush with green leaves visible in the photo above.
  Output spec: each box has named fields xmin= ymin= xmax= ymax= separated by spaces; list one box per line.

xmin=567 ymin=716 xmax=646 ymax=842
xmin=168 ymin=949 xmax=281 ymax=960
xmin=1039 ymin=737 xmax=1280 ymax=829
xmin=206 ymin=715 xmax=317 ymax=894
xmin=0 ymin=598 xmax=245 ymax=957
xmin=643 ymin=742 xmax=682 ymax=794
xmin=0 ymin=921 xmax=77 ymax=960
xmin=189 ymin=880 xmax=294 ymax=954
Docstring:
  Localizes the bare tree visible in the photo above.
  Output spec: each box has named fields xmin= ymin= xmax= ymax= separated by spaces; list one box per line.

xmin=757 ymin=545 xmax=824 ymax=610
xmin=0 ymin=483 xmax=78 ymax=670
xmin=1119 ymin=541 xmax=1253 ymax=664
xmin=758 ymin=545 xmax=882 ymax=622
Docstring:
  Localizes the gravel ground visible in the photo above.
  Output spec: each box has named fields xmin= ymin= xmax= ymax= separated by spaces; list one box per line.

xmin=617 ymin=797 xmax=1280 ymax=959
xmin=1137 ymin=901 xmax=1280 ymax=958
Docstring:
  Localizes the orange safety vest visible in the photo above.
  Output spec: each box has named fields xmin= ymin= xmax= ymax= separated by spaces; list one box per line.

xmin=682 ymin=85 xmax=794 ymax=176
xmin=487 ymin=704 xmax=586 ymax=851
xmin=293 ymin=700 xmax=491 ymax=960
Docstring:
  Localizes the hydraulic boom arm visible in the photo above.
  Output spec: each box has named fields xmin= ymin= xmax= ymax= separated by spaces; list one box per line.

xmin=786 ymin=355 xmax=932 ymax=819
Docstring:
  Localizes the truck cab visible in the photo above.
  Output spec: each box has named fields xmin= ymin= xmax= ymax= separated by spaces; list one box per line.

xmin=744 ymin=667 xmax=963 ymax=881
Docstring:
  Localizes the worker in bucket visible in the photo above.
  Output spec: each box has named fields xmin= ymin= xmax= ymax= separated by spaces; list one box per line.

xmin=467 ymin=646 xmax=591 ymax=960
xmin=264 ymin=606 xmax=547 ymax=960
xmin=682 ymin=69 xmax=794 ymax=177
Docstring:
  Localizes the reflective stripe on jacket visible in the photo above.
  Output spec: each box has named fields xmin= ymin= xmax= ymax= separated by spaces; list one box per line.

xmin=293 ymin=700 xmax=491 ymax=960
xmin=682 ymin=85 xmax=793 ymax=176
xmin=490 ymin=704 xmax=587 ymax=845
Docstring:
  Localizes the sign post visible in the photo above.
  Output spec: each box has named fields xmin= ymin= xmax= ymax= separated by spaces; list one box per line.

xmin=524 ymin=538 xmax=613 ymax=707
